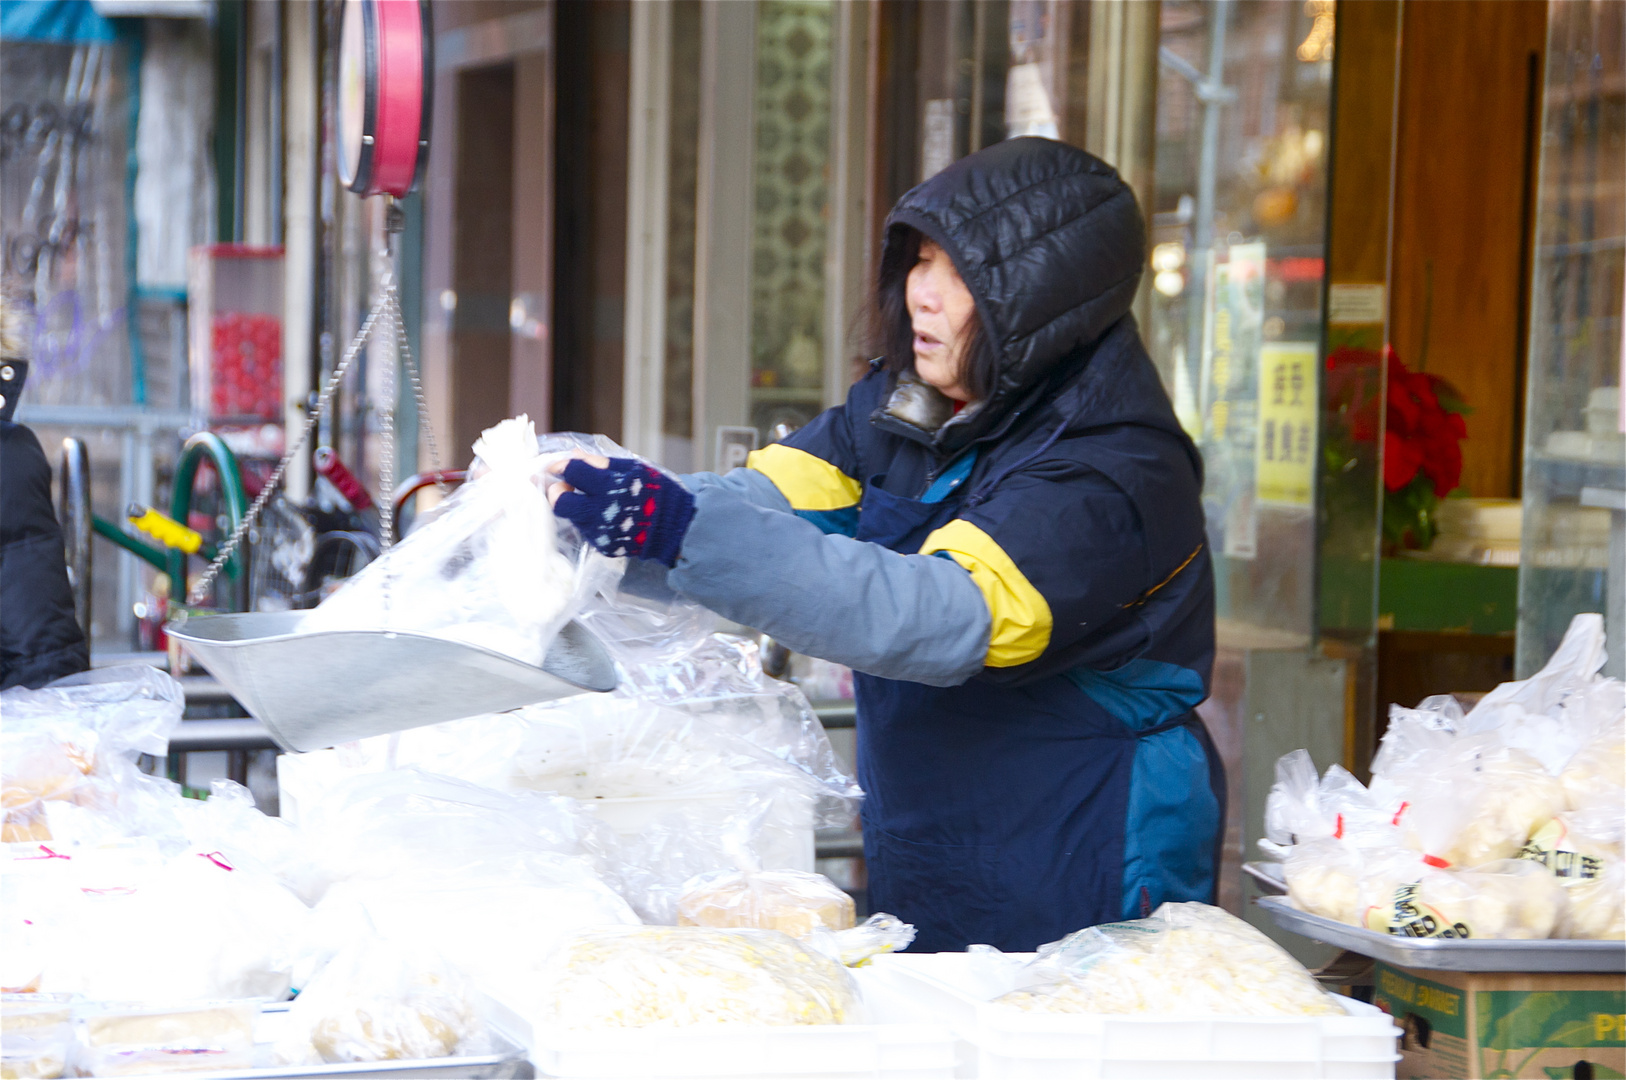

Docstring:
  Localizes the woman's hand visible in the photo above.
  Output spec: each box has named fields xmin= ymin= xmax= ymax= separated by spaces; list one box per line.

xmin=545 ymin=451 xmax=610 ymax=507
xmin=547 ymin=454 xmax=696 ymax=567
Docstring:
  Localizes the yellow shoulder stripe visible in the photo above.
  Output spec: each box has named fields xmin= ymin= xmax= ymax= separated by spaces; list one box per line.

xmin=919 ymin=519 xmax=1052 ymax=668
xmin=745 ymin=443 xmax=863 ymax=511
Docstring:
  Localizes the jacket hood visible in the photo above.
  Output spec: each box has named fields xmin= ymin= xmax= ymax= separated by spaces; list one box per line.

xmin=877 ymin=137 xmax=1147 ymax=454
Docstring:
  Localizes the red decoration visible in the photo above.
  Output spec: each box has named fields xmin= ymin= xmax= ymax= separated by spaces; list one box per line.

xmin=210 ymin=312 xmax=283 ymax=420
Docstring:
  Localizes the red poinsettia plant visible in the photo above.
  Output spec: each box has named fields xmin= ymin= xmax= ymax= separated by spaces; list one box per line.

xmin=1325 ymin=344 xmax=1471 ymax=550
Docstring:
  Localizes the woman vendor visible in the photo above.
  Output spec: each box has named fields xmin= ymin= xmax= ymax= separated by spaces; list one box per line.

xmin=549 ymin=137 xmax=1222 ymax=953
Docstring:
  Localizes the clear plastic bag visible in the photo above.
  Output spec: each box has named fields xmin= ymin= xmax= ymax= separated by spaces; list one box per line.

xmin=1362 ymin=859 xmax=1566 ymax=940
xmin=815 ymin=913 xmax=918 ymax=967
xmin=273 ymin=936 xmax=489 ymax=1066
xmin=995 ymin=903 xmax=1342 ymax=1016
xmin=300 ymin=416 xmax=604 ymax=666
xmin=677 ymin=868 xmax=855 ymax=937
xmin=297 ymin=768 xmax=622 ymax=902
xmin=298 ymin=769 xmax=638 ymax=1009
xmin=71 ymin=1000 xmax=260 ymax=1077
xmin=1398 ymin=742 xmax=1568 ymax=869
xmin=537 ymin=926 xmax=857 ymax=1029
xmin=13 ymin=841 xmax=312 ymax=1001
xmin=2 ymin=666 xmax=185 ymax=844
xmin=1558 ymin=860 xmax=1625 ymax=940
xmin=1560 ymin=730 xmax=1626 ymax=812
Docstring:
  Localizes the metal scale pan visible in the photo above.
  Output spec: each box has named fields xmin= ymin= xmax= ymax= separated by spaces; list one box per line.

xmin=168 ymin=612 xmax=616 ymax=753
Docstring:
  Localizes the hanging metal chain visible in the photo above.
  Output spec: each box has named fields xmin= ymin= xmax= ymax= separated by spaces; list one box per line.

xmin=386 ymin=276 xmax=449 ymax=495
xmin=186 ymin=303 xmax=390 ymax=605
xmin=378 ymin=273 xmax=397 ymax=555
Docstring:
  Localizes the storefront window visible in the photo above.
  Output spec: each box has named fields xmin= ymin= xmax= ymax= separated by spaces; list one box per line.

xmin=748 ymin=0 xmax=834 ymax=438
xmin=1518 ymin=0 xmax=1625 ymax=678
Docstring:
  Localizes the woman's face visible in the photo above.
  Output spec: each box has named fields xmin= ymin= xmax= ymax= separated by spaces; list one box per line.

xmin=906 ymin=239 xmax=977 ymax=402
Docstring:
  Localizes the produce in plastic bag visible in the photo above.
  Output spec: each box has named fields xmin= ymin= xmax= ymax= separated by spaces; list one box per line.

xmin=677 ymin=868 xmax=855 ymax=937
xmin=300 ymin=416 xmax=601 ymax=666
xmin=2 ymin=993 xmax=73 ymax=1079
xmin=1361 ymin=859 xmax=1565 ymax=940
xmin=11 ymin=841 xmax=312 ymax=1002
xmin=273 ymin=937 xmax=489 ymax=1065
xmin=538 ymin=926 xmax=856 ymax=1028
xmin=71 ymin=1000 xmax=258 ymax=1077
xmin=1394 ymin=742 xmax=1568 ymax=869
xmin=1560 ymin=731 xmax=1626 ymax=812
xmin=1516 ymin=807 xmax=1622 ymax=880
xmin=1283 ymin=838 xmax=1365 ymax=926
xmin=995 ymin=903 xmax=1342 ymax=1016
xmin=1558 ymin=860 xmax=1625 ymax=940
xmin=1 ymin=667 xmax=184 ymax=844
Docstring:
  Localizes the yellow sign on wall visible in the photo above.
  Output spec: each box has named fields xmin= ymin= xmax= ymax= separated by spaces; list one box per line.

xmin=1255 ymin=342 xmax=1319 ymax=506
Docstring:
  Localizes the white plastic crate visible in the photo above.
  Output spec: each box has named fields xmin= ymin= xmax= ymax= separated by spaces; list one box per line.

xmin=864 ymin=953 xmax=1400 ymax=1080
xmin=486 ymin=971 xmax=954 ymax=1079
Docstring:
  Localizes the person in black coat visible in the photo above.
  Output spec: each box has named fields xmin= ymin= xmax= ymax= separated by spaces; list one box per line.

xmin=1 ymin=336 xmax=91 ymax=689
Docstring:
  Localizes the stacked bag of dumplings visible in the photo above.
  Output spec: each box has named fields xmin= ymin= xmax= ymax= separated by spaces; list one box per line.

xmin=1261 ymin=613 xmax=1625 ymax=941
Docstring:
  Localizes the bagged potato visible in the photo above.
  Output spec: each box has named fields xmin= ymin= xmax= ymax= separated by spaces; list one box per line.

xmin=677 ymin=868 xmax=854 ymax=937
xmin=1558 ymin=860 xmax=1625 ymax=940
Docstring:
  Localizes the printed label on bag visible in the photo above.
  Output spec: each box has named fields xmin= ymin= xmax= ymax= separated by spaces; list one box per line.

xmin=1517 ymin=817 xmax=1602 ymax=879
xmin=1364 ymin=881 xmax=1473 ymax=938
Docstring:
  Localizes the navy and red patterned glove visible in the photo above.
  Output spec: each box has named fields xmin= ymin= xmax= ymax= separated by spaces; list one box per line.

xmin=551 ymin=457 xmax=695 ymax=567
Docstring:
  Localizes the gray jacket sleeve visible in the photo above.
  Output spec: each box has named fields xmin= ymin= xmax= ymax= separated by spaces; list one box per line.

xmin=664 ymin=480 xmax=991 ymax=687
xmin=680 ymin=468 xmax=792 ymax=512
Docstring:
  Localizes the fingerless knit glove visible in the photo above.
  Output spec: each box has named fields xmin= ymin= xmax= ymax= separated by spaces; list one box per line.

xmin=552 ymin=457 xmax=695 ymax=567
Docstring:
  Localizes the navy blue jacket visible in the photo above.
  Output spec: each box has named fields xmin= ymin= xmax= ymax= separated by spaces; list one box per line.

xmin=665 ymin=138 xmax=1221 ymax=950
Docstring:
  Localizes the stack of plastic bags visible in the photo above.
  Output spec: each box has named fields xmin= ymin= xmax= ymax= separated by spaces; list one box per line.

xmin=1262 ymin=613 xmax=1625 ymax=940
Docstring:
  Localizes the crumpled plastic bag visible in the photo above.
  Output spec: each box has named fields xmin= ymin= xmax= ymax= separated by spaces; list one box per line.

xmin=273 ymin=936 xmax=490 ymax=1065
xmin=811 ymin=913 xmax=918 ymax=967
xmin=995 ymin=903 xmax=1342 ymax=1016
xmin=1 ymin=666 xmax=184 ymax=844
xmin=677 ymin=868 xmax=855 ymax=937
xmin=301 ymin=416 xmax=611 ymax=666
xmin=537 ymin=926 xmax=857 ymax=1028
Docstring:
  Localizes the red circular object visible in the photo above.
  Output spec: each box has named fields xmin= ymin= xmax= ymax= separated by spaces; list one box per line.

xmin=338 ymin=0 xmax=432 ymax=198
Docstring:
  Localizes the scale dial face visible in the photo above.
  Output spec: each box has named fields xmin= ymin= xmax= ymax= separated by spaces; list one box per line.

xmin=335 ymin=0 xmax=432 ymax=198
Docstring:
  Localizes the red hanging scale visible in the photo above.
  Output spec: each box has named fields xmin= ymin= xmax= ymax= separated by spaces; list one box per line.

xmin=337 ymin=0 xmax=432 ymax=198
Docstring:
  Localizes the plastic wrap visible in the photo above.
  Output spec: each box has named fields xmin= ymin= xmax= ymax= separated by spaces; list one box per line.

xmin=1 ymin=667 xmax=185 ymax=845
xmin=994 ymin=903 xmax=1342 ymax=1016
xmin=677 ymin=869 xmax=855 ymax=936
xmin=537 ymin=926 xmax=857 ymax=1029
xmin=70 ymin=1001 xmax=258 ymax=1077
xmin=301 ymin=416 xmax=606 ymax=666
xmin=2 ymin=993 xmax=73 ymax=1079
xmin=272 ymin=937 xmax=489 ymax=1065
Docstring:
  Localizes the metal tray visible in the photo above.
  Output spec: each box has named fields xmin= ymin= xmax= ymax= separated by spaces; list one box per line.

xmin=167 ymin=611 xmax=615 ymax=752
xmin=1243 ymin=860 xmax=1287 ymax=895
xmin=1257 ymin=895 xmax=1626 ymax=972
xmin=178 ymin=1005 xmax=534 ymax=1079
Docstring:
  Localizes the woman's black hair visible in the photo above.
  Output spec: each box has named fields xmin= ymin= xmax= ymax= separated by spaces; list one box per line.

xmin=866 ymin=225 xmax=1000 ymax=402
